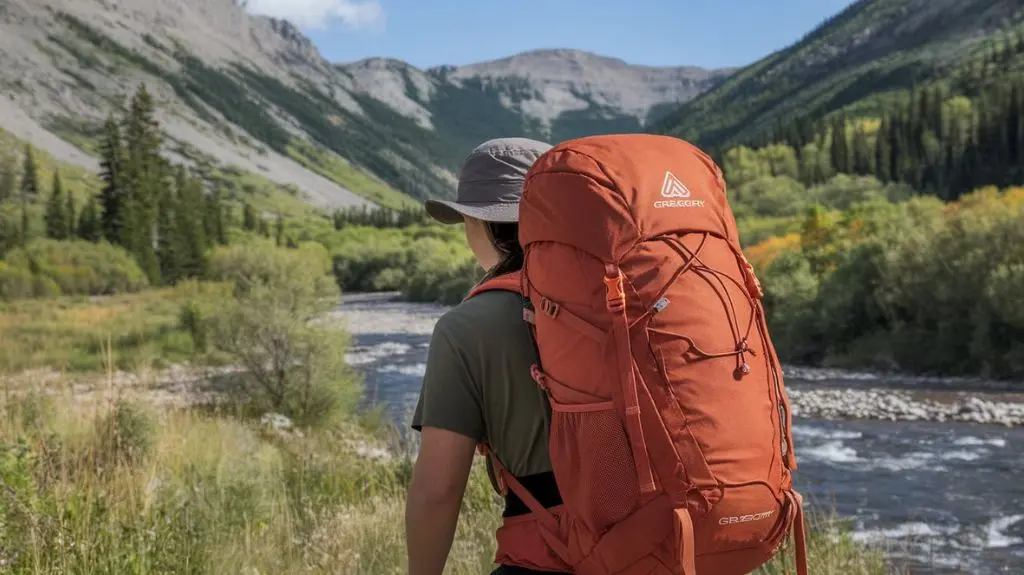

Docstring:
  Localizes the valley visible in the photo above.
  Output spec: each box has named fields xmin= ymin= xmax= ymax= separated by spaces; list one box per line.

xmin=0 ymin=0 xmax=1023 ymax=572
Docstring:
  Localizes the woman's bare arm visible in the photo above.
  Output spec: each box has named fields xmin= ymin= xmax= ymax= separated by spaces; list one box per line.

xmin=406 ymin=425 xmax=478 ymax=575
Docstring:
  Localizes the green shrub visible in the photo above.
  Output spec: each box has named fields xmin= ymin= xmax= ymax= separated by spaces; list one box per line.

xmin=206 ymin=238 xmax=335 ymax=301
xmin=205 ymin=241 xmax=359 ymax=427
xmin=758 ymin=187 xmax=1024 ymax=377
xmin=324 ymin=224 xmax=481 ymax=303
xmin=0 ymin=260 xmax=61 ymax=300
xmin=179 ymin=299 xmax=208 ymax=353
xmin=400 ymin=238 xmax=480 ymax=304
xmin=2 ymin=238 xmax=148 ymax=298
xmin=734 ymin=175 xmax=807 ymax=218
xmin=328 ymin=227 xmax=415 ymax=292
xmin=807 ymin=174 xmax=915 ymax=210
xmin=95 ymin=399 xmax=156 ymax=467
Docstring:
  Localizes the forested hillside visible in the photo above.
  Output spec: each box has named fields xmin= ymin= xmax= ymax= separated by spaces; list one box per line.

xmin=669 ymin=20 xmax=1024 ymax=377
xmin=745 ymin=30 xmax=1024 ymax=200
xmin=656 ymin=0 xmax=1023 ymax=152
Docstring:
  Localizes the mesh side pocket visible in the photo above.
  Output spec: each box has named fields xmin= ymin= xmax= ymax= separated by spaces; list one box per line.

xmin=550 ymin=400 xmax=640 ymax=536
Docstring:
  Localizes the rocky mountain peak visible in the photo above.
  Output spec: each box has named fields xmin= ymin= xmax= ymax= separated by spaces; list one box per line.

xmin=434 ymin=48 xmax=733 ymax=127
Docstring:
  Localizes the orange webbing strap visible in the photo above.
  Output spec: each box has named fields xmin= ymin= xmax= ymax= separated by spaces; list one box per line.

xmin=674 ymin=508 xmax=697 ymax=575
xmin=530 ymin=291 xmax=606 ymax=342
xmin=789 ymin=490 xmax=808 ymax=575
xmin=605 ymin=265 xmax=656 ymax=494
xmin=478 ymin=443 xmax=572 ymax=564
xmin=465 ymin=271 xmax=523 ymax=301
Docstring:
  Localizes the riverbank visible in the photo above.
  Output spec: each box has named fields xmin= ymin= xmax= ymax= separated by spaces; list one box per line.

xmin=8 ymin=361 xmax=1023 ymax=429
xmin=336 ymin=293 xmax=1024 ymax=574
xmin=2 ymin=287 xmax=1020 ymax=573
xmin=787 ymin=386 xmax=1024 ymax=427
xmin=335 ymin=291 xmax=1024 ymax=428
xmin=0 ymin=368 xmax=891 ymax=574
xmin=783 ymin=364 xmax=1024 ymax=427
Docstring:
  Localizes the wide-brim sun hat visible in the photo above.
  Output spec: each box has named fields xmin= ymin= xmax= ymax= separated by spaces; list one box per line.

xmin=425 ymin=137 xmax=553 ymax=224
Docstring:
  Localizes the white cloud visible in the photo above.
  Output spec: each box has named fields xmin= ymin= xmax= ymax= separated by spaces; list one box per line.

xmin=243 ymin=0 xmax=385 ymax=31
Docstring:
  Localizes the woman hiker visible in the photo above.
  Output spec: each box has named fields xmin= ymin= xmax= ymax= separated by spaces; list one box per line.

xmin=405 ymin=137 xmax=565 ymax=575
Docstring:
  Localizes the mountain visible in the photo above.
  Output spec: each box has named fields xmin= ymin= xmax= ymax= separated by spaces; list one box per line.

xmin=0 ymin=0 xmax=731 ymax=211
xmin=654 ymin=0 xmax=1024 ymax=152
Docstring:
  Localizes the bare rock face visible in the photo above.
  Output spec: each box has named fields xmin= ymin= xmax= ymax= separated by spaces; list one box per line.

xmin=335 ymin=49 xmax=733 ymax=137
xmin=336 ymin=58 xmax=437 ymax=129
xmin=438 ymin=49 xmax=733 ymax=128
xmin=0 ymin=0 xmax=373 ymax=209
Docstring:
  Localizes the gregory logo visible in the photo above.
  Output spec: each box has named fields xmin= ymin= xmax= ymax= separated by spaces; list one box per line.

xmin=654 ymin=171 xmax=705 ymax=208
xmin=718 ymin=511 xmax=775 ymax=526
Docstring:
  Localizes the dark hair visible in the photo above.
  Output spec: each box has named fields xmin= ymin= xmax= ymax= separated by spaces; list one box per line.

xmin=481 ymin=221 xmax=524 ymax=281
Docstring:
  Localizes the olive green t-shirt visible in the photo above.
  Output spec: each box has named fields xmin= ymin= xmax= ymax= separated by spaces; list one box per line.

xmin=411 ymin=290 xmax=551 ymax=491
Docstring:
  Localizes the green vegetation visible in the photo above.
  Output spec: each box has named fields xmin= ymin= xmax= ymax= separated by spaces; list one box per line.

xmin=0 ymin=227 xmax=888 ymax=574
xmin=10 ymin=3 xmax=1019 ymax=572
xmin=286 ymin=140 xmax=416 ymax=210
xmin=657 ymin=1 xmax=1024 ymax=151
xmin=646 ymin=5 xmax=1024 ymax=380
xmin=234 ymin=64 xmax=456 ymax=199
xmin=325 ymin=224 xmax=479 ymax=303
xmin=0 ymin=282 xmax=228 ymax=373
xmin=747 ymin=186 xmax=1024 ymax=378
xmin=0 ymin=380 xmax=890 ymax=574
xmin=421 ymin=72 xmax=546 ymax=154
xmin=0 ymin=239 xmax=148 ymax=301
xmin=743 ymin=77 xmax=1024 ymax=200
xmin=92 ymin=85 xmax=224 ymax=286
xmin=0 ymin=130 xmax=104 ymax=256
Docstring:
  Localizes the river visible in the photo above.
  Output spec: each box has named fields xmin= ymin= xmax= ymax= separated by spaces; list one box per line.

xmin=332 ymin=293 xmax=1024 ymax=575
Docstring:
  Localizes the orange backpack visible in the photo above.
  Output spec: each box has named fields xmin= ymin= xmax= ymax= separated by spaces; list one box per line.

xmin=467 ymin=134 xmax=807 ymax=575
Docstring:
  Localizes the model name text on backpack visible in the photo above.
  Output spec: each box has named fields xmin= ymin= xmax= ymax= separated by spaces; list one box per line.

xmin=718 ymin=510 xmax=776 ymax=525
xmin=655 ymin=171 xmax=705 ymax=209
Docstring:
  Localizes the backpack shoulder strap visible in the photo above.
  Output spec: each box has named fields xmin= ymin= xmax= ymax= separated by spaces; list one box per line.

xmin=464 ymin=270 xmax=524 ymax=301
xmin=463 ymin=271 xmax=569 ymax=562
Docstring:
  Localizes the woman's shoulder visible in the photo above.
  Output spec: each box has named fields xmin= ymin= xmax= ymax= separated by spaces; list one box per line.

xmin=435 ymin=289 xmax=527 ymax=342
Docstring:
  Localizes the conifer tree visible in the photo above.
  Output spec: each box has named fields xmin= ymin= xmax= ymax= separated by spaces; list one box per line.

xmin=122 ymin=83 xmax=163 ymax=284
xmin=66 ymin=189 xmax=76 ymax=239
xmin=1009 ymin=84 xmax=1022 ymax=167
xmin=829 ymin=117 xmax=850 ymax=175
xmin=243 ymin=202 xmax=257 ymax=231
xmin=99 ymin=112 xmax=126 ymax=245
xmin=0 ymin=153 xmax=15 ymax=203
xmin=275 ymin=211 xmax=284 ymax=247
xmin=176 ymin=167 xmax=208 ymax=278
xmin=77 ymin=196 xmax=102 ymax=242
xmin=19 ymin=144 xmax=39 ymax=244
xmin=44 ymin=170 xmax=68 ymax=240
xmin=203 ymin=187 xmax=226 ymax=245
xmin=875 ymin=117 xmax=892 ymax=182
xmin=157 ymin=183 xmax=181 ymax=283
xmin=726 ymin=59 xmax=1022 ymax=199
xmin=851 ymin=126 xmax=873 ymax=175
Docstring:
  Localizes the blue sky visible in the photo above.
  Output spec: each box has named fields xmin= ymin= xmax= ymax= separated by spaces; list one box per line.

xmin=245 ymin=0 xmax=856 ymax=69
